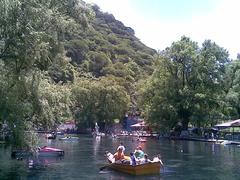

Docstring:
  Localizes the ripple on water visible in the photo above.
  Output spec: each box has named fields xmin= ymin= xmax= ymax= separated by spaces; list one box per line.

xmin=189 ymin=155 xmax=205 ymax=159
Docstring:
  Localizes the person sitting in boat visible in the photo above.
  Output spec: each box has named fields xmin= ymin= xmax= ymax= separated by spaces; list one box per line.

xmin=130 ymin=152 xmax=136 ymax=165
xmin=117 ymin=142 xmax=125 ymax=152
xmin=113 ymin=147 xmax=125 ymax=163
xmin=134 ymin=146 xmax=144 ymax=160
xmin=152 ymin=154 xmax=164 ymax=167
xmin=142 ymin=153 xmax=151 ymax=164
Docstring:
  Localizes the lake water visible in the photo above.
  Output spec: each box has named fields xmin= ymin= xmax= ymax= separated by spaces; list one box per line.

xmin=0 ymin=135 xmax=240 ymax=180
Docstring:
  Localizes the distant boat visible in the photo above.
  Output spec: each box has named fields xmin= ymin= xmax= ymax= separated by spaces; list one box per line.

xmin=59 ymin=136 xmax=79 ymax=141
xmin=45 ymin=133 xmax=56 ymax=140
xmin=137 ymin=138 xmax=147 ymax=142
xmin=37 ymin=146 xmax=64 ymax=157
xmin=56 ymin=131 xmax=64 ymax=135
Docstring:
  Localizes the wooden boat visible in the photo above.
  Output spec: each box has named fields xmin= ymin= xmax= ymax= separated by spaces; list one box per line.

xmin=105 ymin=152 xmax=161 ymax=175
xmin=107 ymin=161 xmax=160 ymax=175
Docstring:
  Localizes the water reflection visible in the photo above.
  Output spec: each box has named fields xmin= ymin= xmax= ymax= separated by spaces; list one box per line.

xmin=93 ymin=136 xmax=101 ymax=156
xmin=27 ymin=156 xmax=64 ymax=169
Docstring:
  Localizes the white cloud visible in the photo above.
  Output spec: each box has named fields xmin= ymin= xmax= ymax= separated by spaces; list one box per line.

xmin=85 ymin=0 xmax=240 ymax=58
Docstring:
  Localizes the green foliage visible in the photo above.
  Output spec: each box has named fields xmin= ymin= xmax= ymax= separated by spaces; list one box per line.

xmin=103 ymin=62 xmax=130 ymax=78
xmin=31 ymin=74 xmax=72 ymax=129
xmin=72 ymin=77 xmax=130 ymax=128
xmin=223 ymin=60 xmax=240 ymax=119
xmin=68 ymin=3 xmax=156 ymax=82
xmin=138 ymin=36 xmax=230 ymax=130
xmin=87 ymin=51 xmax=112 ymax=77
xmin=0 ymin=0 xmax=90 ymax=148
xmin=65 ymin=39 xmax=89 ymax=64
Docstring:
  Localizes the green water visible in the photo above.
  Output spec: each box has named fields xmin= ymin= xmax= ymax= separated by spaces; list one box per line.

xmin=0 ymin=135 xmax=240 ymax=179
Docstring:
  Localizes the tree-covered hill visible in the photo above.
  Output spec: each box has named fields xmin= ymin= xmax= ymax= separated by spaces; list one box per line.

xmin=0 ymin=0 xmax=157 ymax=148
xmin=63 ymin=2 xmax=156 ymax=80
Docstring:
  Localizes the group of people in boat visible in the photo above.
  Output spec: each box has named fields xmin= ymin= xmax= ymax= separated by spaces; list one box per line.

xmin=107 ymin=142 xmax=164 ymax=166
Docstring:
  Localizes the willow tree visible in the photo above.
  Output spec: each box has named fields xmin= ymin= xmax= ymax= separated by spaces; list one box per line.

xmin=0 ymin=0 xmax=90 ymax=148
xmin=138 ymin=36 xmax=229 ymax=131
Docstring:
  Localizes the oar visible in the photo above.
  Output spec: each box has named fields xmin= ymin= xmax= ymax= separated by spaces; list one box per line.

xmin=159 ymin=159 xmax=165 ymax=172
xmin=161 ymin=164 xmax=165 ymax=173
xmin=99 ymin=164 xmax=111 ymax=171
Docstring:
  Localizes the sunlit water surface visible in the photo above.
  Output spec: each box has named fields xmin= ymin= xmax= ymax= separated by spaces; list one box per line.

xmin=0 ymin=135 xmax=240 ymax=180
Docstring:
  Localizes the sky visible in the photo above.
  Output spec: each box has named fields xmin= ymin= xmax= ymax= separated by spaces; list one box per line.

xmin=84 ymin=0 xmax=240 ymax=59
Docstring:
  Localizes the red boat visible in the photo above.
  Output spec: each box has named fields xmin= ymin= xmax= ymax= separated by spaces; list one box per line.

xmin=38 ymin=146 xmax=64 ymax=157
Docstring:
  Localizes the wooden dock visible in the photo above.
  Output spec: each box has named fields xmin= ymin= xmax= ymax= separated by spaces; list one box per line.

xmin=168 ymin=136 xmax=225 ymax=143
xmin=167 ymin=136 xmax=240 ymax=146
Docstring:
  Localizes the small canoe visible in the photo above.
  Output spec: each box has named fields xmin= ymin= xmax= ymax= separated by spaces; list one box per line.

xmin=108 ymin=162 xmax=160 ymax=175
xmin=38 ymin=146 xmax=64 ymax=157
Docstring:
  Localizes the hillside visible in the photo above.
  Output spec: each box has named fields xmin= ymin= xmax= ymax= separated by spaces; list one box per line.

xmin=60 ymin=2 xmax=156 ymax=82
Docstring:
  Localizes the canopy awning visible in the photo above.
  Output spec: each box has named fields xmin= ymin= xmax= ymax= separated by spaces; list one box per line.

xmin=130 ymin=121 xmax=146 ymax=128
xmin=214 ymin=119 xmax=240 ymax=128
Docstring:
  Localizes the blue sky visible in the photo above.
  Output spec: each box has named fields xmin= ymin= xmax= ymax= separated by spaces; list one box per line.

xmin=84 ymin=0 xmax=240 ymax=59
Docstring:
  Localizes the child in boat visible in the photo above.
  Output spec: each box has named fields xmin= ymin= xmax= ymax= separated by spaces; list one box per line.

xmin=130 ymin=152 xmax=136 ymax=165
xmin=142 ymin=153 xmax=151 ymax=164
xmin=134 ymin=146 xmax=144 ymax=159
xmin=134 ymin=146 xmax=145 ymax=164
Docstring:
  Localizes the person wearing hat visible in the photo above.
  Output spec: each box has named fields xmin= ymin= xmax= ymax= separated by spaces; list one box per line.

xmin=113 ymin=147 xmax=125 ymax=162
xmin=117 ymin=142 xmax=125 ymax=152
